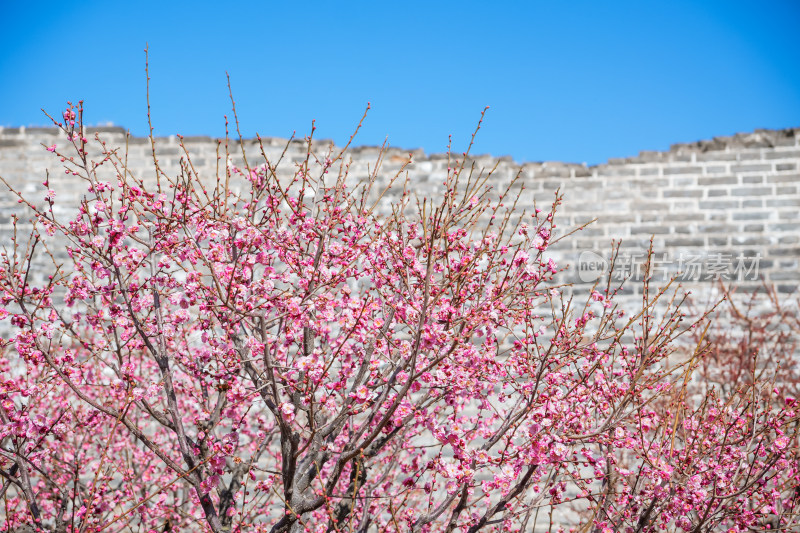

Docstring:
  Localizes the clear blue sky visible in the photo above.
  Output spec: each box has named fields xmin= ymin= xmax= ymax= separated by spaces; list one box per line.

xmin=2 ymin=1 xmax=798 ymax=165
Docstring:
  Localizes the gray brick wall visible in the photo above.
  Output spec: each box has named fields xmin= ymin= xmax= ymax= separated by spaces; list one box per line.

xmin=0 ymin=126 xmax=798 ymax=318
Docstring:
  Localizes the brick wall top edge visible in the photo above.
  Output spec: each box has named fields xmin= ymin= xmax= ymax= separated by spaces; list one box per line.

xmin=1 ymin=126 xmax=798 ymax=170
xmin=668 ymin=128 xmax=800 ymax=153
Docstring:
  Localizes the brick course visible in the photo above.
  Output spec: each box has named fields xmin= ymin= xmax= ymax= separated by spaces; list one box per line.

xmin=0 ymin=126 xmax=798 ymax=318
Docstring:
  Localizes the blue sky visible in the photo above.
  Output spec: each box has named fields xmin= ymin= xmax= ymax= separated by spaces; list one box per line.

xmin=2 ymin=1 xmax=798 ymax=165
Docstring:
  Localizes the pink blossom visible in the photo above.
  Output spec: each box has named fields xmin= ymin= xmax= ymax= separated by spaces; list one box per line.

xmin=280 ymin=402 xmax=295 ymax=421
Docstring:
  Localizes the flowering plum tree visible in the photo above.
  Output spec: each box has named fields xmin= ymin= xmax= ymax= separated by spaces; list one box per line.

xmin=0 ymin=98 xmax=798 ymax=532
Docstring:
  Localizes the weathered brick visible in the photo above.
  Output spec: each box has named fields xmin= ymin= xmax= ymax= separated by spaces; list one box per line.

xmin=635 ymin=151 xmax=664 ymax=162
xmin=664 ymin=166 xmax=702 ymax=175
xmin=731 ymin=187 xmax=772 ymax=196
xmin=670 ymin=201 xmax=698 ymax=211
xmin=768 ymin=223 xmax=800 ymax=232
xmin=767 ymin=198 xmax=800 ymax=207
xmin=737 ymin=152 xmax=763 ymax=161
xmin=766 ymin=174 xmax=799 ymax=184
xmin=85 ymin=126 xmax=126 ymax=134
xmin=630 ymin=178 xmax=670 ymax=188
xmin=770 ymin=271 xmax=800 ymax=282
xmin=735 ymin=282 xmax=769 ymax=292
xmin=573 ymin=167 xmax=592 ymax=177
xmin=601 ymin=214 xmax=637 ymax=223
xmin=631 ymin=225 xmax=671 ymax=235
xmin=704 ymin=165 xmax=728 ymax=174
xmin=155 ymin=147 xmax=181 ymax=156
xmin=603 ymin=189 xmax=634 ymax=200
xmin=731 ymin=236 xmax=770 ymax=245
xmin=677 ymin=213 xmax=704 ymax=221
xmin=599 ymin=167 xmax=636 ymax=176
xmin=731 ymin=164 xmax=772 ymax=173
xmin=576 ymin=227 xmax=606 ymax=237
xmin=699 ymin=200 xmax=738 ymax=209
xmin=574 ymin=238 xmax=602 ymax=250
xmin=672 ymin=177 xmax=696 ymax=187
xmin=764 ymin=150 xmax=800 ymax=160
xmin=638 ymin=167 xmax=662 ymax=176
xmin=571 ymin=214 xmax=598 ymax=225
xmin=743 ymin=224 xmax=764 ymax=232
xmin=665 ymin=237 xmax=705 ymax=247
xmin=769 ymin=248 xmax=800 ymax=257
xmin=733 ymin=212 xmax=771 ymax=221
xmin=664 ymin=190 xmax=703 ymax=198
xmin=181 ymin=136 xmax=214 ymax=143
xmin=540 ymin=180 xmax=564 ymax=190
xmin=26 ymin=127 xmax=59 ymax=135
xmin=699 ymin=224 xmax=732 ymax=233
xmin=697 ymin=152 xmax=738 ymax=161
xmin=776 ymin=163 xmax=797 ymax=171
xmin=699 ymin=176 xmax=737 ymax=185
xmin=634 ymin=203 xmax=670 ymax=212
